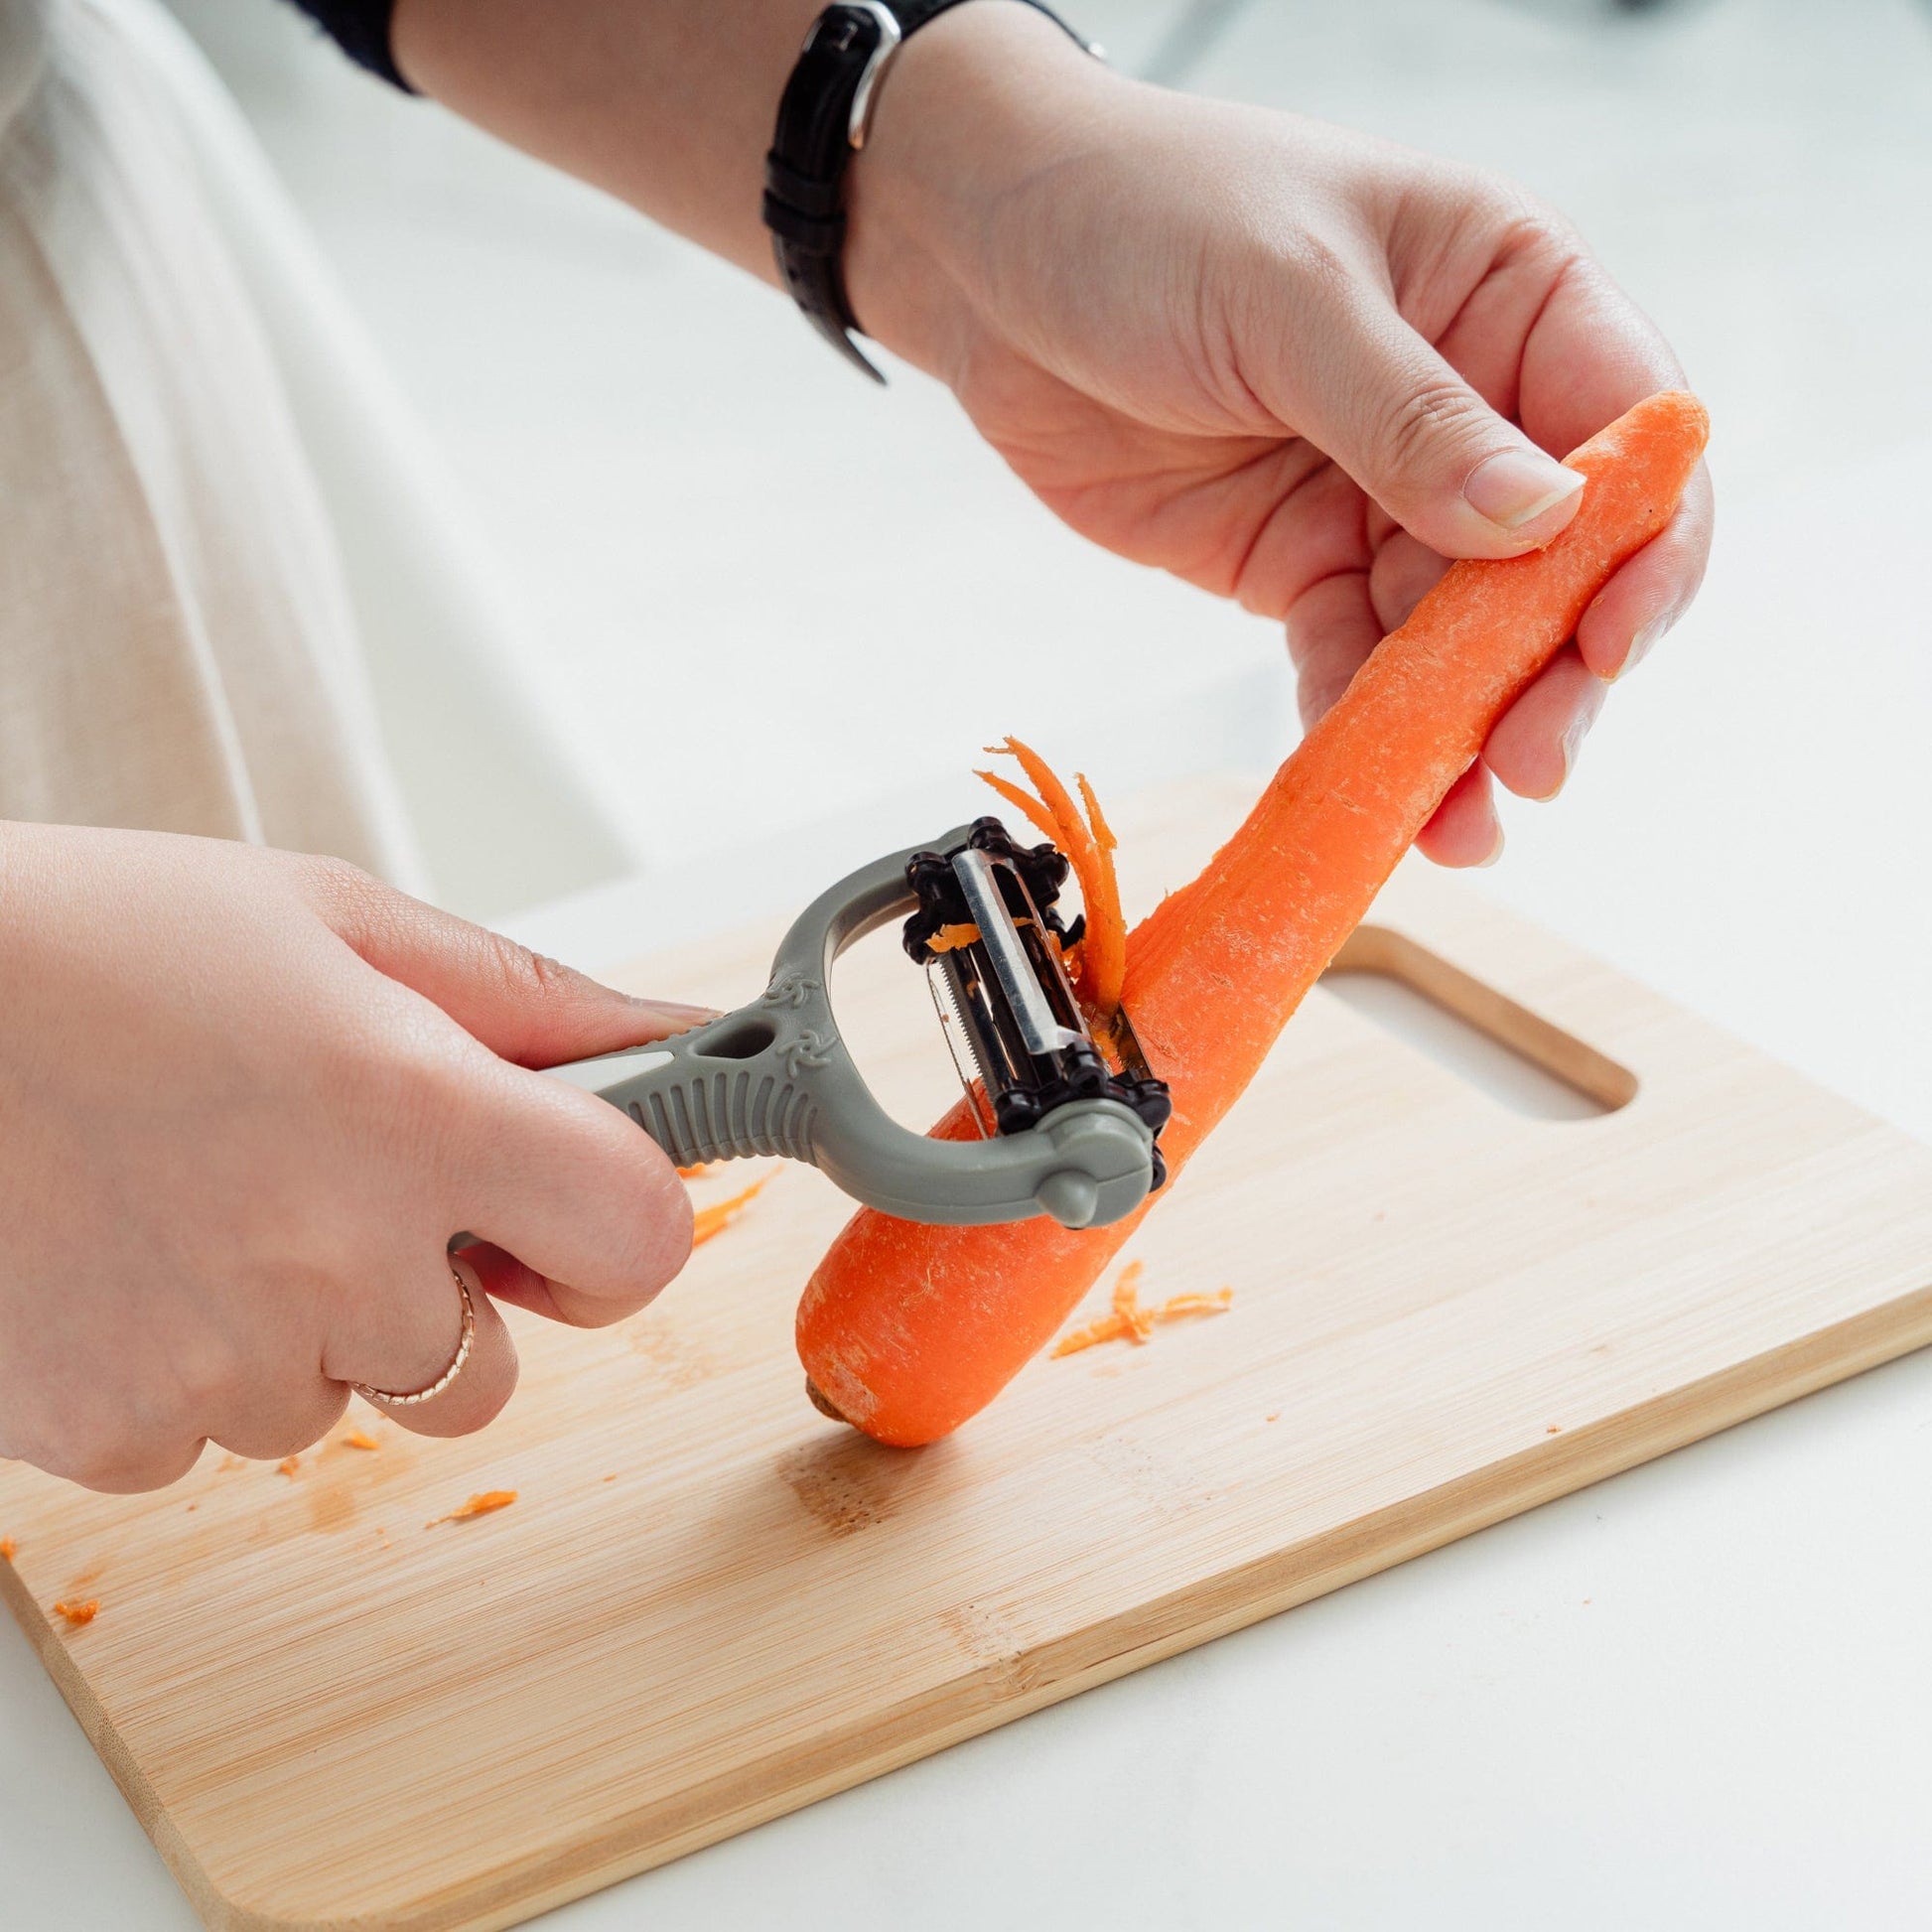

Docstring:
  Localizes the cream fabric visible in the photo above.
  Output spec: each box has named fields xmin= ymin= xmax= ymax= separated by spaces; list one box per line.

xmin=0 ymin=0 xmax=419 ymax=879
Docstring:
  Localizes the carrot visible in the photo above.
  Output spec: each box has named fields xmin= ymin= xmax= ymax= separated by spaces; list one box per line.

xmin=0 ymin=1536 xmax=15 ymax=1562
xmin=277 ymin=1455 xmax=301 ymax=1477
xmin=428 ymin=1490 xmax=517 ymax=1527
xmin=53 ymin=1599 xmax=99 ymax=1627
xmin=797 ymin=392 xmax=1708 ymax=1446
xmin=343 ymin=1429 xmax=381 ymax=1451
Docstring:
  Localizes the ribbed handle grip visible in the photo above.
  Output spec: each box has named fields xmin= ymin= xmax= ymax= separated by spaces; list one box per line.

xmin=619 ymin=1068 xmax=818 ymax=1169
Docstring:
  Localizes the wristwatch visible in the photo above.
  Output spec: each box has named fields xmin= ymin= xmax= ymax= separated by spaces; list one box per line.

xmin=762 ymin=0 xmax=1097 ymax=381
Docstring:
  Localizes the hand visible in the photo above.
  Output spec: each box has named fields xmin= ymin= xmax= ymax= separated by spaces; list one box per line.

xmin=848 ymin=4 xmax=1713 ymax=865
xmin=0 ymin=825 xmax=702 ymax=1492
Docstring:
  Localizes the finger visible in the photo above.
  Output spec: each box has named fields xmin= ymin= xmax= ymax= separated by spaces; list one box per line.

xmin=1512 ymin=253 xmax=1687 ymax=458
xmin=1259 ymin=278 xmax=1585 ymax=561
xmin=1367 ymin=529 xmax=1451 ymax=634
xmin=1286 ymin=570 xmax=1383 ymax=728
xmin=1481 ymin=646 xmax=1607 ymax=802
xmin=331 ymin=1254 xmax=519 ymax=1441
xmin=1576 ymin=465 xmax=1714 ymax=680
xmin=1415 ymin=763 xmax=1503 ymax=869
xmin=52 ymin=1434 xmax=208 ymax=1496
xmin=207 ymin=1374 xmax=351 ymax=1465
xmin=298 ymin=860 xmax=715 ymax=1068
xmin=458 ymin=1240 xmax=566 ymax=1322
xmin=451 ymin=1058 xmax=693 ymax=1325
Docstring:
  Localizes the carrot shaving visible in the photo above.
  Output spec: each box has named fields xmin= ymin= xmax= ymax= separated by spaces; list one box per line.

xmin=53 ymin=1599 xmax=98 ymax=1627
xmin=0 ymin=1536 xmax=15 ymax=1561
xmin=1077 ymin=771 xmax=1119 ymax=855
xmin=1154 ymin=1291 xmax=1236 ymax=1321
xmin=343 ymin=1430 xmax=381 ymax=1452
xmin=691 ymin=1171 xmax=775 ymax=1248
xmin=677 ymin=1163 xmax=714 ymax=1179
xmin=428 ymin=1490 xmax=517 ymax=1527
xmin=277 ymin=1455 xmax=301 ymax=1477
xmin=1050 ymin=1265 xmax=1234 ymax=1356
xmin=973 ymin=767 xmax=1061 ymax=846
xmin=923 ymin=922 xmax=982 ymax=955
xmin=1112 ymin=1260 xmax=1154 ymax=1342
xmin=976 ymin=739 xmax=1126 ymax=1022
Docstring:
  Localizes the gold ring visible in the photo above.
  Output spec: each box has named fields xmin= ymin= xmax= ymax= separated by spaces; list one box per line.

xmin=352 ymin=1269 xmax=477 ymax=1408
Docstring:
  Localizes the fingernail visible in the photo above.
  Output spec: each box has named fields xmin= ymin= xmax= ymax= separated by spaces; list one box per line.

xmin=1463 ymin=450 xmax=1587 ymax=534
xmin=627 ymin=998 xmax=721 ymax=1025
xmin=1475 ymin=821 xmax=1506 ymax=869
xmin=1615 ymin=613 xmax=1672 ymax=680
xmin=1557 ymin=709 xmax=1592 ymax=790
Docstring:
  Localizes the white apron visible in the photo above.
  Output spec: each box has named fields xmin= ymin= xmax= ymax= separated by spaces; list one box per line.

xmin=0 ymin=0 xmax=419 ymax=876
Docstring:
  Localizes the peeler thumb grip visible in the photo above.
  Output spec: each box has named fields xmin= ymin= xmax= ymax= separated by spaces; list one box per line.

xmin=546 ymin=829 xmax=1156 ymax=1230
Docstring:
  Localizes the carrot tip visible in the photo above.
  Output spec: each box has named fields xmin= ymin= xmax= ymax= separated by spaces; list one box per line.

xmin=805 ymin=1376 xmax=851 ymax=1424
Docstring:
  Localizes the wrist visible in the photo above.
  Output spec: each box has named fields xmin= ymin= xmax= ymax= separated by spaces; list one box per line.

xmin=844 ymin=1 xmax=1113 ymax=374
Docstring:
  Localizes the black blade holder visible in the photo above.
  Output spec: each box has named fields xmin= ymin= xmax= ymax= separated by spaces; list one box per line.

xmin=902 ymin=818 xmax=1172 ymax=1191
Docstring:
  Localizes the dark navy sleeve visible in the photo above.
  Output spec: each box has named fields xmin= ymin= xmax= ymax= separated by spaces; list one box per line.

xmin=280 ymin=1 xmax=413 ymax=91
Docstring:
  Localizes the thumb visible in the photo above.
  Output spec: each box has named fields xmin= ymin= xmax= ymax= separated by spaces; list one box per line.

xmin=301 ymin=861 xmax=715 ymax=1067
xmin=1286 ymin=298 xmax=1585 ymax=559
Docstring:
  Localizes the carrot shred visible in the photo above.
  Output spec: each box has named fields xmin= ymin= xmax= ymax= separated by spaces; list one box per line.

xmin=1156 ymin=1291 xmax=1236 ymax=1321
xmin=1050 ymin=1264 xmax=1233 ymax=1355
xmin=343 ymin=1430 xmax=381 ymax=1452
xmin=691 ymin=1172 xmax=775 ymax=1248
xmin=973 ymin=767 xmax=1062 ymax=847
xmin=677 ymin=1163 xmax=714 ymax=1179
xmin=799 ymin=393 xmax=1710 ymax=1446
xmin=53 ymin=1599 xmax=98 ymax=1627
xmin=277 ymin=1455 xmax=301 ymax=1477
xmin=428 ymin=1490 xmax=517 ymax=1527
xmin=923 ymin=922 xmax=982 ymax=955
xmin=0 ymin=1536 xmax=15 ymax=1562
xmin=976 ymin=740 xmax=1127 ymax=1022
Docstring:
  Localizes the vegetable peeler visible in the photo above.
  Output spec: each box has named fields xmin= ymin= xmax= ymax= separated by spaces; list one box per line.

xmin=548 ymin=818 xmax=1170 ymax=1229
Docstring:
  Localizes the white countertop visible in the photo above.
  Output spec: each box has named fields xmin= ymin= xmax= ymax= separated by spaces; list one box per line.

xmin=6 ymin=446 xmax=1932 ymax=1930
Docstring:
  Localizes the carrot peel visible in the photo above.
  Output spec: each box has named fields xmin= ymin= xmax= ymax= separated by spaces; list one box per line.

xmin=1050 ymin=1265 xmax=1234 ymax=1356
xmin=428 ymin=1490 xmax=517 ymax=1527
xmin=691 ymin=1172 xmax=775 ymax=1248
xmin=976 ymin=738 xmax=1127 ymax=1022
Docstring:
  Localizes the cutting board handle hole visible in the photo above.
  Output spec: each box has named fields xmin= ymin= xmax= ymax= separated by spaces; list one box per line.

xmin=1323 ymin=925 xmax=1637 ymax=1120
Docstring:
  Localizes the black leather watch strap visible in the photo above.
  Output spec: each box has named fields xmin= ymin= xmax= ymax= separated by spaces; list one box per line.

xmin=762 ymin=0 xmax=1095 ymax=381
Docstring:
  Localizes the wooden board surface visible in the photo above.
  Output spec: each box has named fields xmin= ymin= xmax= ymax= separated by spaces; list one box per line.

xmin=5 ymin=776 xmax=1932 ymax=1932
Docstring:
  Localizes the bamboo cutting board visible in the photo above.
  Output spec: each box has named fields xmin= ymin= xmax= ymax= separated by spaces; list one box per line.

xmin=5 ymin=777 xmax=1932 ymax=1932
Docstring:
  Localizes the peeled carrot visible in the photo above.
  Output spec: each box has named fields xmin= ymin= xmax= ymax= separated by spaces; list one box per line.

xmin=797 ymin=392 xmax=1708 ymax=1446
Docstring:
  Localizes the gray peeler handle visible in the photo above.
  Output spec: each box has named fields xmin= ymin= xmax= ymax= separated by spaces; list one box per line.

xmin=545 ymin=829 xmax=1155 ymax=1229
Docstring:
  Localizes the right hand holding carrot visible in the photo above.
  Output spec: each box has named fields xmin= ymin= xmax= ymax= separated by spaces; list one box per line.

xmin=0 ymin=827 xmax=701 ymax=1492
xmin=844 ymin=5 xmax=1714 ymax=866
